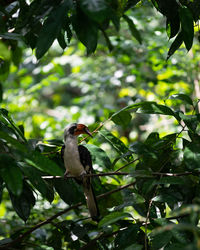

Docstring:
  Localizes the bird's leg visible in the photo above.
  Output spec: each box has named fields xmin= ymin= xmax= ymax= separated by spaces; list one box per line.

xmin=79 ymin=170 xmax=87 ymax=180
xmin=64 ymin=170 xmax=70 ymax=178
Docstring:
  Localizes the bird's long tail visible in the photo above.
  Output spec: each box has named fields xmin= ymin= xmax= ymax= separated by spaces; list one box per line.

xmin=83 ymin=182 xmax=100 ymax=221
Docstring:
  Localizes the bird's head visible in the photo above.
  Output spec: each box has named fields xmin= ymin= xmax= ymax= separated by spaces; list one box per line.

xmin=64 ymin=123 xmax=93 ymax=141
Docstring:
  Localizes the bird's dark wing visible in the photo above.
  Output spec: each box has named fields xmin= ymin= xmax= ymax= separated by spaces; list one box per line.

xmin=78 ymin=145 xmax=100 ymax=221
xmin=61 ymin=144 xmax=65 ymax=163
xmin=78 ymin=145 xmax=92 ymax=173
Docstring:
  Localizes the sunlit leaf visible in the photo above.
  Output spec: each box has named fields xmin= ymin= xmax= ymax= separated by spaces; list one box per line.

xmin=99 ymin=129 xmax=129 ymax=155
xmin=169 ymin=94 xmax=193 ymax=105
xmin=112 ymin=101 xmax=180 ymax=121
xmin=84 ymin=144 xmax=112 ymax=169
xmin=111 ymin=110 xmax=132 ymax=127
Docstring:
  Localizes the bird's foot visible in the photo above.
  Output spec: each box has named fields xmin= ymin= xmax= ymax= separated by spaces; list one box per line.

xmin=80 ymin=170 xmax=87 ymax=179
xmin=64 ymin=170 xmax=71 ymax=179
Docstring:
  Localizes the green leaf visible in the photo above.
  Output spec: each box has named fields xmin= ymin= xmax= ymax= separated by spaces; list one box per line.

xmin=114 ymin=225 xmax=140 ymax=249
xmin=123 ymin=15 xmax=142 ymax=44
xmin=99 ymin=129 xmax=129 ymax=155
xmin=36 ymin=1 xmax=71 ymax=59
xmin=125 ymin=244 xmax=143 ymax=250
xmin=84 ymin=144 xmax=112 ymax=169
xmin=0 ymin=109 xmax=26 ymax=142
xmin=111 ymin=110 xmax=132 ymax=127
xmin=11 ymin=46 xmax=23 ymax=67
xmin=156 ymin=177 xmax=185 ymax=185
xmin=114 ymin=101 xmax=180 ymax=121
xmin=170 ymin=204 xmax=200 ymax=217
xmin=99 ymin=212 xmax=131 ymax=228
xmin=179 ymin=113 xmax=200 ymax=132
xmin=53 ymin=179 xmax=84 ymax=205
xmin=25 ymin=151 xmax=63 ymax=176
xmin=131 ymin=170 xmax=153 ymax=178
xmin=57 ymin=30 xmax=67 ymax=50
xmin=167 ymin=32 xmax=183 ymax=60
xmin=9 ymin=181 xmax=35 ymax=222
xmin=166 ymin=17 xmax=180 ymax=39
xmin=20 ymin=163 xmax=54 ymax=202
xmin=169 ymin=94 xmax=193 ymax=106
xmin=184 ymin=143 xmax=200 ymax=170
xmin=152 ymin=231 xmax=173 ymax=249
xmin=0 ymin=178 xmax=4 ymax=204
xmin=0 ymin=154 xmax=23 ymax=196
xmin=72 ymin=10 xmax=98 ymax=54
xmin=179 ymin=6 xmax=194 ymax=51
xmin=0 ymin=82 xmax=2 ymax=103
xmin=80 ymin=0 xmax=109 ymax=23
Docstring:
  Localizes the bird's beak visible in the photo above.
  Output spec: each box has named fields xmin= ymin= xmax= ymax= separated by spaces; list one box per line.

xmin=75 ymin=124 xmax=93 ymax=137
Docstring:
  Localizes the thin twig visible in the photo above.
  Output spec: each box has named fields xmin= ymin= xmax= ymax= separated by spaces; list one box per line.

xmin=114 ymin=158 xmax=139 ymax=172
xmin=41 ymin=170 xmax=200 ymax=180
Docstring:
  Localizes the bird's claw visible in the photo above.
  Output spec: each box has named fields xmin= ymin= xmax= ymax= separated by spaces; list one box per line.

xmin=80 ymin=171 xmax=87 ymax=179
xmin=64 ymin=170 xmax=70 ymax=179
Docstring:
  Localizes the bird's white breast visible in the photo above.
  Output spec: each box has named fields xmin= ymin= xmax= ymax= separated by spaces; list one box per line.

xmin=64 ymin=136 xmax=85 ymax=176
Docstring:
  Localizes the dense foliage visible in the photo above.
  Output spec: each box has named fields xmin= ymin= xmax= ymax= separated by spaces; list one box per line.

xmin=1 ymin=0 xmax=200 ymax=249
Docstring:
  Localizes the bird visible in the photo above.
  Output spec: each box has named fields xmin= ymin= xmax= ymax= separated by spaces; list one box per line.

xmin=61 ymin=123 xmax=100 ymax=221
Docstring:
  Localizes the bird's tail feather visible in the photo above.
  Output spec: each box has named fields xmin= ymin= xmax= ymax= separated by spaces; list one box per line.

xmin=83 ymin=184 xmax=100 ymax=221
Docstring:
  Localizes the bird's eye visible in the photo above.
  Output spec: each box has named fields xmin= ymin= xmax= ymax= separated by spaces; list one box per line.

xmin=69 ymin=125 xmax=77 ymax=135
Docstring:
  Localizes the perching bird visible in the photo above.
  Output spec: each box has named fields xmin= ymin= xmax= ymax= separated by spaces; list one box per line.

xmin=61 ymin=123 xmax=99 ymax=221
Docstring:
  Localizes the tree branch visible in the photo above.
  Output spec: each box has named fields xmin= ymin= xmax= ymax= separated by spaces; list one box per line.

xmin=0 ymin=181 xmax=135 ymax=249
xmin=41 ymin=170 xmax=200 ymax=180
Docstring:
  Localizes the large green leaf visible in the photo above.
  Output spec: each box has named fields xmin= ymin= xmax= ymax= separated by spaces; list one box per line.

xmin=25 ymin=151 xmax=63 ymax=176
xmin=123 ymin=15 xmax=142 ymax=44
xmin=99 ymin=129 xmax=129 ymax=155
xmin=0 ymin=154 xmax=23 ymax=196
xmin=184 ymin=143 xmax=200 ymax=170
xmin=167 ymin=32 xmax=183 ymax=60
xmin=152 ymin=231 xmax=173 ymax=249
xmin=0 ymin=178 xmax=3 ymax=204
xmin=111 ymin=110 xmax=132 ymax=127
xmin=53 ymin=179 xmax=84 ymax=205
xmin=0 ymin=109 xmax=26 ymax=142
xmin=36 ymin=0 xmax=72 ymax=59
xmin=72 ymin=10 xmax=98 ymax=54
xmin=98 ymin=212 xmax=131 ymax=228
xmin=169 ymin=94 xmax=193 ymax=106
xmin=114 ymin=225 xmax=140 ymax=249
xmin=20 ymin=163 xmax=54 ymax=202
xmin=80 ymin=0 xmax=109 ymax=23
xmin=84 ymin=144 xmax=112 ymax=169
xmin=112 ymin=101 xmax=180 ymax=121
xmin=179 ymin=113 xmax=200 ymax=132
xmin=0 ymin=130 xmax=63 ymax=176
xmin=179 ymin=6 xmax=194 ymax=51
xmin=9 ymin=181 xmax=35 ymax=222
xmin=156 ymin=176 xmax=185 ymax=185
